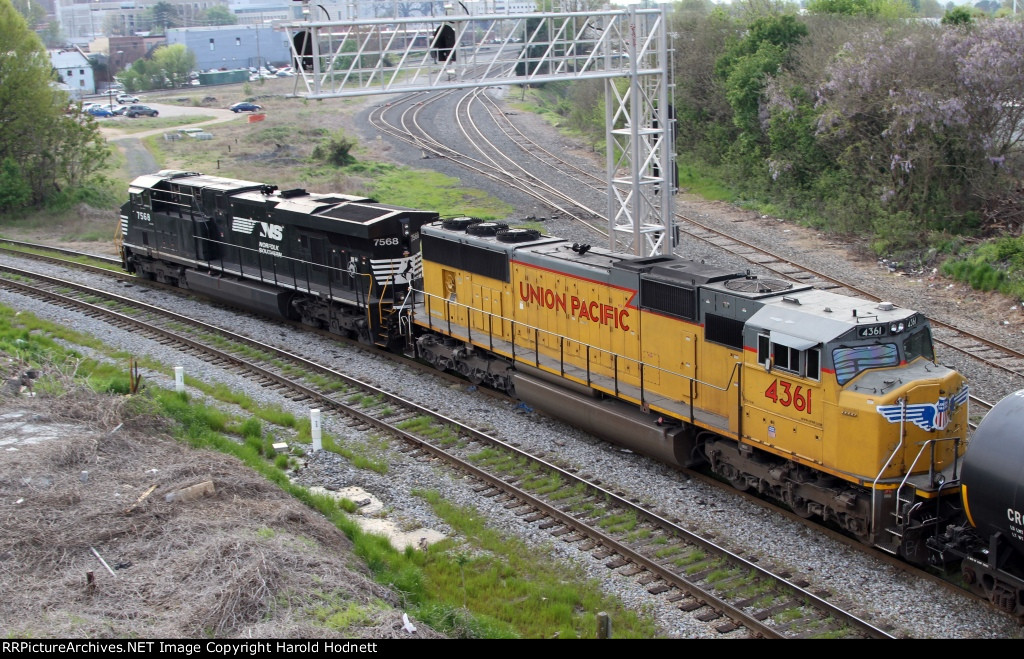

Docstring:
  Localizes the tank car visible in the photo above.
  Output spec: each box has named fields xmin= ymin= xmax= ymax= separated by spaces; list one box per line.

xmin=406 ymin=218 xmax=970 ymax=564
xmin=928 ymin=390 xmax=1024 ymax=621
xmin=117 ymin=170 xmax=437 ymax=347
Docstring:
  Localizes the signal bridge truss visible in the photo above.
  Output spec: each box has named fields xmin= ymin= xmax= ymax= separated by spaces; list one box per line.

xmin=277 ymin=2 xmax=676 ymax=256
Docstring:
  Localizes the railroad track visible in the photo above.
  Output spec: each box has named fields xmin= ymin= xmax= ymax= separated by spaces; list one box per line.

xmin=0 ymin=258 xmax=899 ymax=638
xmin=367 ymin=88 xmax=607 ymax=233
xmin=378 ymin=89 xmax=1021 ymax=428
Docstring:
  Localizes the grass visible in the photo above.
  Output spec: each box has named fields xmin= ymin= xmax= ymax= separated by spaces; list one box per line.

xmin=676 ymin=161 xmax=737 ymax=203
xmin=102 ymin=114 xmax=219 ymax=134
xmin=411 ymin=489 xmax=660 ymax=639
xmin=0 ymin=303 xmax=664 ymax=638
xmin=940 ymin=234 xmax=1024 ymax=302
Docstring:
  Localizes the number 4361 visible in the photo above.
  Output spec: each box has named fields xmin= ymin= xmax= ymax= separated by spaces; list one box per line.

xmin=764 ymin=379 xmax=812 ymax=413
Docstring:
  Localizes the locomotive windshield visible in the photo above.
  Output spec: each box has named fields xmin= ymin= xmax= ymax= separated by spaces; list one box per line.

xmin=903 ymin=327 xmax=935 ymax=363
xmin=832 ymin=344 xmax=899 ymax=385
xmin=831 ymin=330 xmax=934 ymax=385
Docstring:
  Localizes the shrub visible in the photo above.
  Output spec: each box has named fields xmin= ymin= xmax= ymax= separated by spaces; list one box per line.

xmin=311 ymin=131 xmax=357 ymax=167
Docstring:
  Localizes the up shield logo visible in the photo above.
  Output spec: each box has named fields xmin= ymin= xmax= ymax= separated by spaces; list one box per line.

xmin=260 ymin=222 xmax=283 ymax=241
xmin=876 ymin=385 xmax=969 ymax=431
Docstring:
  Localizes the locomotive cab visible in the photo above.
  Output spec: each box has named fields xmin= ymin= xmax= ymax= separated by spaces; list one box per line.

xmin=734 ymin=292 xmax=967 ymax=557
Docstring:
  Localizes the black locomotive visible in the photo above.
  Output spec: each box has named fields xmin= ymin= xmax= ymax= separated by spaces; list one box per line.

xmin=117 ymin=170 xmax=437 ymax=346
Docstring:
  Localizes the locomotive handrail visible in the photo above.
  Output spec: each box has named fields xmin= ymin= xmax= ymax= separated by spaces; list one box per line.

xmin=417 ymin=289 xmax=740 ymax=403
xmin=872 ymin=397 xmax=906 ymax=553
xmin=377 ymin=277 xmax=392 ymax=325
xmin=896 ymin=436 xmax=963 ymax=507
xmin=871 ymin=396 xmax=963 ymax=553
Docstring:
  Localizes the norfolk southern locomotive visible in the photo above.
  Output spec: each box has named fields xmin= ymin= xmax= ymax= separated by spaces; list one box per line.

xmin=118 ymin=172 xmax=1022 ymax=621
xmin=118 ymin=170 xmax=436 ymax=346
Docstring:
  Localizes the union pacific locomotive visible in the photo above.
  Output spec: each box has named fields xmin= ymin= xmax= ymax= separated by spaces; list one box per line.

xmin=118 ymin=171 xmax=1022 ymax=621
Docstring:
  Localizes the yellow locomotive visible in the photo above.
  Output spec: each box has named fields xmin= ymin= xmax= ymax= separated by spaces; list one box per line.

xmin=408 ymin=218 xmax=969 ymax=563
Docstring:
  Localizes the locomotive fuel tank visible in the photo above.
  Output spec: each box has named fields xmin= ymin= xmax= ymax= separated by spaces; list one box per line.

xmin=962 ymin=390 xmax=1024 ymax=558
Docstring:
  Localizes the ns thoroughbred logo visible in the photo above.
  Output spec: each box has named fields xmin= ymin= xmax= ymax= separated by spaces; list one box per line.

xmin=232 ymin=218 xmax=284 ymax=256
xmin=232 ymin=218 xmax=284 ymax=241
xmin=876 ymin=385 xmax=969 ymax=431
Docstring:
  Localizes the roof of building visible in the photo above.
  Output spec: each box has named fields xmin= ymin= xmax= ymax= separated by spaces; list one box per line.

xmin=50 ymin=48 xmax=90 ymax=68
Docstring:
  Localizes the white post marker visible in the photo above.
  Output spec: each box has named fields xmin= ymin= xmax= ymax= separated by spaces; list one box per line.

xmin=174 ymin=366 xmax=184 ymax=392
xmin=311 ymin=408 xmax=322 ymax=451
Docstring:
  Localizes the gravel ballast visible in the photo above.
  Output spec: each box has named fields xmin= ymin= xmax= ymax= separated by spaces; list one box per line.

xmin=0 ymin=251 xmax=1019 ymax=639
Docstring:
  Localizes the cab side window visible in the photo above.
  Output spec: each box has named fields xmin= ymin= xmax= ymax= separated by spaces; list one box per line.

xmin=758 ymin=333 xmax=820 ymax=380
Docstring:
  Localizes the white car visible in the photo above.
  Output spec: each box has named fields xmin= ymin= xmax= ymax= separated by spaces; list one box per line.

xmin=116 ymin=93 xmax=140 ymax=104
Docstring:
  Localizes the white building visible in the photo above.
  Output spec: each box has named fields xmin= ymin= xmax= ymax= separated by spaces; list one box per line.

xmin=50 ymin=47 xmax=96 ymax=98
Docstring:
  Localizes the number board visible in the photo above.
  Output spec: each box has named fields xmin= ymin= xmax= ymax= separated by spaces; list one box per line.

xmin=857 ymin=324 xmax=886 ymax=338
xmin=856 ymin=315 xmax=920 ymax=339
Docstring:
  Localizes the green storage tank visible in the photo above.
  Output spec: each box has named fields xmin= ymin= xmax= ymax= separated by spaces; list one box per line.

xmin=197 ymin=69 xmax=250 ymax=86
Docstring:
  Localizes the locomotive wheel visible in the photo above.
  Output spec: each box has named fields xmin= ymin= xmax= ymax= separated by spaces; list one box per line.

xmin=425 ymin=352 xmax=445 ymax=371
xmin=843 ymin=515 xmax=873 ymax=546
xmin=794 ymin=505 xmax=815 ymax=519
xmin=719 ymin=464 xmax=749 ymax=492
xmin=729 ymin=475 xmax=749 ymax=492
xmin=788 ymin=498 xmax=815 ymax=519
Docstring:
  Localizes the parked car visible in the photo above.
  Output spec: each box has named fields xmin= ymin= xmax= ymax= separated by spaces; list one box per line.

xmin=86 ymin=105 xmax=115 ymax=117
xmin=116 ymin=93 xmax=140 ymax=104
xmin=229 ymin=102 xmax=262 ymax=113
xmin=125 ymin=104 xmax=159 ymax=118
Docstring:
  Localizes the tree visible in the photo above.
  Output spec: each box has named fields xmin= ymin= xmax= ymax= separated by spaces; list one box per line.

xmin=122 ymin=44 xmax=195 ymax=90
xmin=146 ymin=1 xmax=179 ymax=34
xmin=0 ymin=0 xmax=63 ymax=204
xmin=152 ymin=43 xmax=195 ymax=88
xmin=10 ymin=0 xmax=43 ymax=28
xmin=377 ymin=2 xmax=441 ymax=18
xmin=715 ymin=13 xmax=808 ymax=149
xmin=918 ymin=0 xmax=946 ymax=18
xmin=197 ymin=5 xmax=237 ymax=26
xmin=808 ymin=20 xmax=1024 ymax=236
xmin=942 ymin=5 xmax=976 ymax=24
xmin=805 ymin=0 xmax=915 ymax=17
xmin=0 ymin=157 xmax=31 ymax=210
xmin=670 ymin=8 xmax=736 ymax=160
xmin=0 ymin=0 xmax=107 ymax=209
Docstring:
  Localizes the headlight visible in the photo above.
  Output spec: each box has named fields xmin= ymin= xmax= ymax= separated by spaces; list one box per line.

xmin=889 ymin=321 xmax=905 ymax=334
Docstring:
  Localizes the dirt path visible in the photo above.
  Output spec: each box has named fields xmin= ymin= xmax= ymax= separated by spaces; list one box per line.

xmin=115 ymin=138 xmax=160 ymax=178
xmin=101 ymin=105 xmax=243 ymax=178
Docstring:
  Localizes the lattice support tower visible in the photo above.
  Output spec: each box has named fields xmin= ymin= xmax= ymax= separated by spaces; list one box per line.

xmin=276 ymin=1 xmax=676 ymax=256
